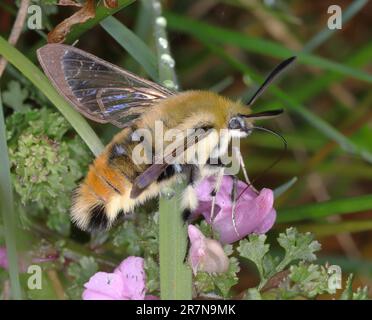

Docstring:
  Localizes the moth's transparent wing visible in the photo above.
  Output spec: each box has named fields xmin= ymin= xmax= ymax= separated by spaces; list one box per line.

xmin=37 ymin=44 xmax=174 ymax=128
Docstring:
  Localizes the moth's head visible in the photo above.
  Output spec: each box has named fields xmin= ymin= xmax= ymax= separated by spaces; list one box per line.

xmin=227 ymin=56 xmax=296 ymax=138
xmin=228 ymin=108 xmax=283 ymax=138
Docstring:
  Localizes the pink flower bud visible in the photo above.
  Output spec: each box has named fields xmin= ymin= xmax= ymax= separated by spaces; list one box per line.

xmin=187 ymin=225 xmax=229 ymax=275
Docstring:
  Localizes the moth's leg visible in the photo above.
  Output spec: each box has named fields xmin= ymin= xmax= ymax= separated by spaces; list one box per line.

xmin=231 ymin=175 xmax=240 ymax=237
xmin=210 ymin=168 xmax=224 ymax=223
xmin=233 ymin=146 xmax=258 ymax=193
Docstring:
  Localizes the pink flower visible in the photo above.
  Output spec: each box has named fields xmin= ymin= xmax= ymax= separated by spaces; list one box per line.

xmin=187 ymin=225 xmax=229 ymax=275
xmin=194 ymin=176 xmax=276 ymax=244
xmin=0 ymin=248 xmax=8 ymax=270
xmin=83 ymin=256 xmax=157 ymax=300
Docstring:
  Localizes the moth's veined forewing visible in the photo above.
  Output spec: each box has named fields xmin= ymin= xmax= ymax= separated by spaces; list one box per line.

xmin=37 ymin=44 xmax=174 ymax=128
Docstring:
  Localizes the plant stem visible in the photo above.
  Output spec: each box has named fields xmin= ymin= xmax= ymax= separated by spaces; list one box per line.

xmin=0 ymin=94 xmax=22 ymax=300
xmin=0 ymin=0 xmax=30 ymax=77
xmin=159 ymin=184 xmax=192 ymax=299
xmin=149 ymin=0 xmax=192 ymax=299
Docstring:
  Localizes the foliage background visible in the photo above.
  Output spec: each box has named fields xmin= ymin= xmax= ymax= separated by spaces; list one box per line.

xmin=0 ymin=0 xmax=371 ymax=299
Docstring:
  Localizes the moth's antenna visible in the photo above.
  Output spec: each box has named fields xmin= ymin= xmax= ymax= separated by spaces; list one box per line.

xmin=240 ymin=109 xmax=283 ymax=120
xmin=237 ymin=126 xmax=287 ymax=201
xmin=246 ymin=56 xmax=296 ymax=106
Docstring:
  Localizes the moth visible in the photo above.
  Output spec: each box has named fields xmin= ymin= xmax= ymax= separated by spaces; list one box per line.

xmin=37 ymin=44 xmax=295 ymax=231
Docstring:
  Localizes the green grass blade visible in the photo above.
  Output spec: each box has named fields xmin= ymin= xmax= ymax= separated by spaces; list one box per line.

xmin=166 ymin=13 xmax=372 ymax=83
xmin=65 ymin=0 xmax=135 ymax=43
xmin=295 ymin=43 xmax=372 ymax=102
xmin=0 ymin=36 xmax=104 ymax=156
xmin=297 ymin=219 xmax=372 ymax=237
xmin=0 ymin=94 xmax=22 ymax=300
xmin=270 ymin=87 xmax=372 ymax=163
xmin=100 ymin=16 xmax=158 ymax=81
xmin=277 ymin=194 xmax=372 ymax=223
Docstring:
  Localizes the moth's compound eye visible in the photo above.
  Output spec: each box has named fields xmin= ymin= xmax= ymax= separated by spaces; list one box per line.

xmin=228 ymin=117 xmax=244 ymax=130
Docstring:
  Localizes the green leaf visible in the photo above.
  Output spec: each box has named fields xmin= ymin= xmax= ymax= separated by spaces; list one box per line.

xmin=340 ymin=274 xmax=354 ymax=300
xmin=113 ymin=221 xmax=141 ymax=255
xmin=194 ymin=256 xmax=240 ymax=298
xmin=7 ymin=108 xmax=90 ymax=235
xmin=262 ymin=254 xmax=281 ymax=279
xmin=144 ymin=255 xmax=160 ymax=294
xmin=288 ymin=262 xmax=333 ymax=298
xmin=112 ymin=212 xmax=159 ymax=256
xmin=193 ymin=272 xmax=215 ymax=296
xmin=277 ymin=228 xmax=321 ymax=270
xmin=352 ymin=287 xmax=369 ymax=300
xmin=2 ymin=81 xmax=32 ymax=112
xmin=67 ymin=256 xmax=98 ymax=300
xmin=339 ymin=274 xmax=369 ymax=300
xmin=214 ymin=257 xmax=240 ymax=298
xmin=238 ymin=234 xmax=269 ymax=280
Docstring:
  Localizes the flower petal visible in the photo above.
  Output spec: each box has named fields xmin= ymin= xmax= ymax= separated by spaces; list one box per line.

xmin=83 ymin=272 xmax=124 ymax=300
xmin=194 ymin=177 xmax=277 ymax=244
xmin=215 ymin=188 xmax=276 ymax=243
xmin=115 ymin=256 xmax=146 ymax=300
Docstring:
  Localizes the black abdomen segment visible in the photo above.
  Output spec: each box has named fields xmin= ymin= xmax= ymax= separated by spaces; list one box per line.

xmin=87 ymin=204 xmax=109 ymax=231
xmin=157 ymin=164 xmax=181 ymax=182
